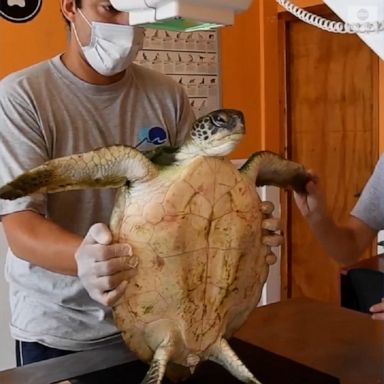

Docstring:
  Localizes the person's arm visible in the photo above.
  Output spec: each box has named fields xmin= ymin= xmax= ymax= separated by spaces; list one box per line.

xmin=2 ymin=210 xmax=81 ymax=275
xmin=0 ymin=77 xmax=135 ymax=306
xmin=2 ymin=210 xmax=136 ymax=306
xmin=295 ymin=173 xmax=384 ymax=321
xmin=294 ymin=178 xmax=377 ymax=266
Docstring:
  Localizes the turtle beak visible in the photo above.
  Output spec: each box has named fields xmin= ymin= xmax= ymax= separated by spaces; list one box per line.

xmin=230 ymin=109 xmax=244 ymax=125
xmin=221 ymin=109 xmax=245 ymax=135
xmin=230 ymin=111 xmax=245 ymax=135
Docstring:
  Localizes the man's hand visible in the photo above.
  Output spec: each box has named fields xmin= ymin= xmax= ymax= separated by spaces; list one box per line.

xmin=260 ymin=201 xmax=283 ymax=266
xmin=75 ymin=223 xmax=137 ymax=306
xmin=293 ymin=172 xmax=325 ymax=223
xmin=370 ymin=299 xmax=384 ymax=320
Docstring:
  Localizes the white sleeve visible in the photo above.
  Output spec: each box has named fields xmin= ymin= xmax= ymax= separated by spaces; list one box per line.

xmin=351 ymin=154 xmax=384 ymax=231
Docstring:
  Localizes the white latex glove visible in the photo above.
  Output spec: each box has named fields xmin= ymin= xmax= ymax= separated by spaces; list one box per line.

xmin=75 ymin=223 xmax=137 ymax=306
xmin=260 ymin=201 xmax=283 ymax=266
xmin=370 ymin=299 xmax=384 ymax=320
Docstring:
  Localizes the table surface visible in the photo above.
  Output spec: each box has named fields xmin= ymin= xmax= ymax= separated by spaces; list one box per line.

xmin=1 ymin=298 xmax=383 ymax=384
xmin=235 ymin=297 xmax=384 ymax=384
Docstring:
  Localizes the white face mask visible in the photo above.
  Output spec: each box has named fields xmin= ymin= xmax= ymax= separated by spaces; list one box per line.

xmin=72 ymin=9 xmax=144 ymax=76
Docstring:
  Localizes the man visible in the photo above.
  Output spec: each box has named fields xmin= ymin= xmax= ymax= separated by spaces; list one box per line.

xmin=0 ymin=0 xmax=195 ymax=365
xmin=0 ymin=0 xmax=282 ymax=367
xmin=294 ymin=157 xmax=384 ymax=320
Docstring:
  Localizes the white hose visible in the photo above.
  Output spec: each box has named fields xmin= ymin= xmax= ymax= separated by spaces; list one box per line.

xmin=276 ymin=0 xmax=384 ymax=33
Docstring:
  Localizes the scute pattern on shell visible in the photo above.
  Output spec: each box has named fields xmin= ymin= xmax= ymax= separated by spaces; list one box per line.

xmin=111 ymin=156 xmax=269 ymax=364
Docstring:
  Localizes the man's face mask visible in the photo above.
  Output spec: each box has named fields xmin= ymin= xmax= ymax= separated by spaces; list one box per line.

xmin=72 ymin=9 xmax=144 ymax=76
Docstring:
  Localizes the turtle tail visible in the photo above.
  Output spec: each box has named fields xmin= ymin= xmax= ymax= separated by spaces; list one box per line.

xmin=240 ymin=150 xmax=311 ymax=193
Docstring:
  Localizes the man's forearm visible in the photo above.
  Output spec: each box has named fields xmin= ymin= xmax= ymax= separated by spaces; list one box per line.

xmin=307 ymin=215 xmax=362 ymax=265
xmin=2 ymin=211 xmax=82 ymax=275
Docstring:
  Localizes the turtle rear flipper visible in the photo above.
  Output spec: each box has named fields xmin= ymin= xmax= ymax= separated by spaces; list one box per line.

xmin=208 ymin=338 xmax=261 ymax=384
xmin=0 ymin=145 xmax=158 ymax=200
xmin=240 ymin=151 xmax=311 ymax=193
xmin=141 ymin=347 xmax=170 ymax=384
xmin=141 ymin=320 xmax=186 ymax=384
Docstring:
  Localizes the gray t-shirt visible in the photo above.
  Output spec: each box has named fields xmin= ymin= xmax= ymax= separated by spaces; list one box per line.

xmin=0 ymin=55 xmax=195 ymax=350
xmin=351 ymin=154 xmax=384 ymax=231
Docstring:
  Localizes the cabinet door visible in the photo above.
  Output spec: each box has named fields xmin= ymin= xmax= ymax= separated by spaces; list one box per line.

xmin=281 ymin=10 xmax=379 ymax=303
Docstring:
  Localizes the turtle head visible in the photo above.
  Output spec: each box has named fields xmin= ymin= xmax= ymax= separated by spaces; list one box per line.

xmin=187 ymin=109 xmax=245 ymax=157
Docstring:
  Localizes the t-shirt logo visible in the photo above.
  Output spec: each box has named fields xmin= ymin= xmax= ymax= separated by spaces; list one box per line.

xmin=0 ymin=0 xmax=41 ymax=23
xmin=136 ymin=126 xmax=168 ymax=150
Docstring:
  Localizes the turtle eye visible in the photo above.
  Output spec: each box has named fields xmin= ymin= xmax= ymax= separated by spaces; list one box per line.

xmin=212 ymin=113 xmax=228 ymax=126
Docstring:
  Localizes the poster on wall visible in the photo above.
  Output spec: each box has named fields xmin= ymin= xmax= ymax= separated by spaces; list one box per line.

xmin=0 ymin=0 xmax=42 ymax=22
xmin=135 ymin=29 xmax=221 ymax=118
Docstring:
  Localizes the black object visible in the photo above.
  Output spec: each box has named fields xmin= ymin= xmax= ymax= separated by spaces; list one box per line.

xmin=0 ymin=0 xmax=42 ymax=23
xmin=69 ymin=338 xmax=339 ymax=384
xmin=341 ymin=268 xmax=384 ymax=313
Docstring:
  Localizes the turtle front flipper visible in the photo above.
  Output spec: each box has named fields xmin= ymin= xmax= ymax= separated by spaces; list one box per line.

xmin=207 ymin=338 xmax=261 ymax=384
xmin=0 ymin=145 xmax=158 ymax=200
xmin=240 ymin=151 xmax=311 ymax=193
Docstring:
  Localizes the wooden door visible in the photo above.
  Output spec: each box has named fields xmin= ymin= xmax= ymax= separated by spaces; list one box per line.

xmin=280 ymin=7 xmax=379 ymax=303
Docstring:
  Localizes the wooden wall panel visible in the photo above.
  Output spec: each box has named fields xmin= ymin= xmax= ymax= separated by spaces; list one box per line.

xmin=285 ymin=18 xmax=378 ymax=303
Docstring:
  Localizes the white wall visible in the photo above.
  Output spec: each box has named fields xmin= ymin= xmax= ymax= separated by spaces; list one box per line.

xmin=259 ymin=186 xmax=281 ymax=305
xmin=0 ymin=224 xmax=15 ymax=371
xmin=231 ymin=159 xmax=281 ymax=306
xmin=378 ymin=230 xmax=384 ymax=254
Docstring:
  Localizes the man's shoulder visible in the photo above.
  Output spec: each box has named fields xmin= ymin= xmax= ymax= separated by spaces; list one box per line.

xmin=378 ymin=154 xmax=384 ymax=165
xmin=0 ymin=57 xmax=56 ymax=94
xmin=374 ymin=154 xmax=384 ymax=174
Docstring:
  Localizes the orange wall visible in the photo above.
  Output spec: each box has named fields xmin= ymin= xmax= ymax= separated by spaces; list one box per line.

xmin=220 ymin=0 xmax=280 ymax=158
xmin=220 ymin=2 xmax=262 ymax=159
xmin=0 ymin=2 xmax=66 ymax=78
xmin=379 ymin=57 xmax=384 ymax=152
xmin=278 ymin=0 xmax=321 ymax=8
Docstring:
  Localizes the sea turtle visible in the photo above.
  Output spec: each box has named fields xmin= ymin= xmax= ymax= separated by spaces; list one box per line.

xmin=0 ymin=109 xmax=310 ymax=384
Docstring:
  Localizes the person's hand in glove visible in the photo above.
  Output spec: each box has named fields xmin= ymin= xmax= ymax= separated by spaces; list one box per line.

xmin=75 ymin=223 xmax=137 ymax=306
xmin=260 ymin=201 xmax=283 ymax=266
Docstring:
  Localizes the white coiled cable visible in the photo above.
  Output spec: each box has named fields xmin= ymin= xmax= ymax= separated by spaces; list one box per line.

xmin=276 ymin=0 xmax=384 ymax=33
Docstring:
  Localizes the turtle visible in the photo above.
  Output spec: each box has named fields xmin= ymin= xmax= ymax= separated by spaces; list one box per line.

xmin=0 ymin=109 xmax=311 ymax=384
